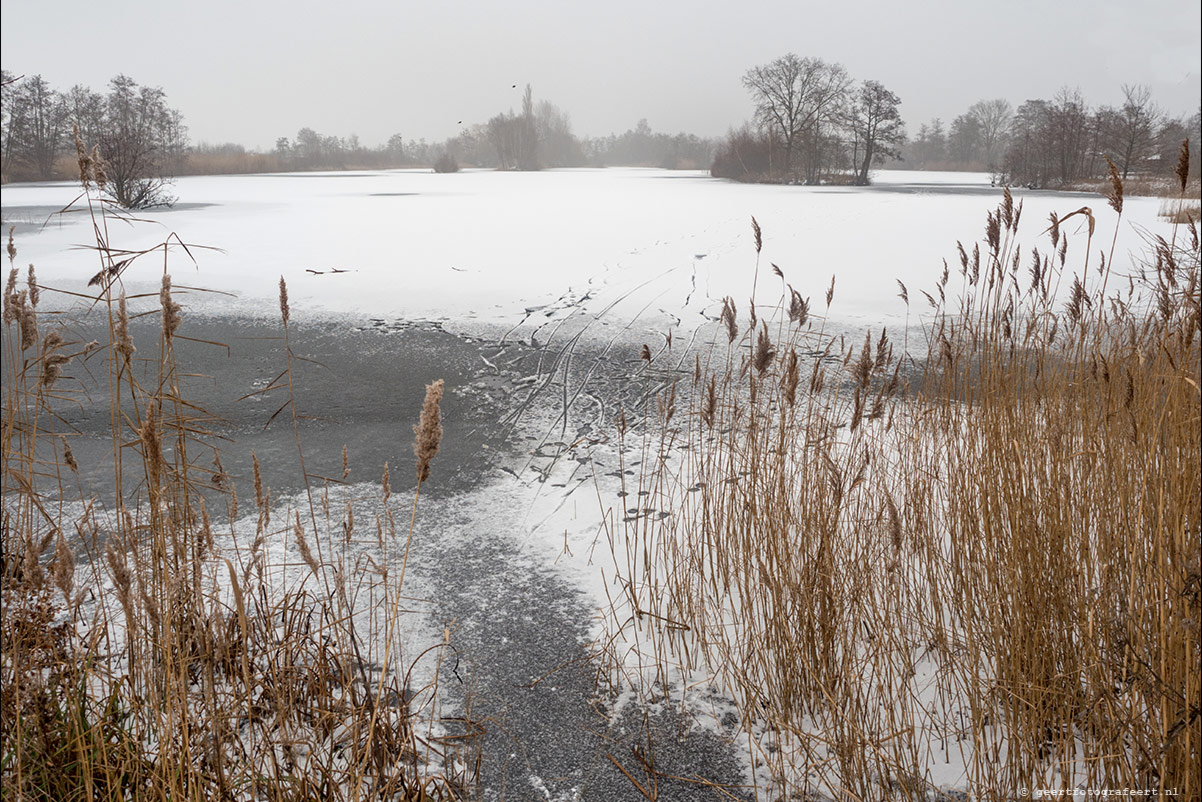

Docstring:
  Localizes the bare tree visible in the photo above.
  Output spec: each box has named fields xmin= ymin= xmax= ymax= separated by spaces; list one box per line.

xmin=97 ymin=75 xmax=187 ymax=208
xmin=1 ymin=70 xmax=27 ymax=179
xmin=742 ymin=54 xmax=851 ymax=180
xmin=968 ymin=98 xmax=1013 ymax=166
xmin=1047 ymin=88 xmax=1093 ymax=185
xmin=847 ymin=80 xmax=905 ymax=185
xmin=63 ymin=84 xmax=104 ymax=148
xmin=17 ymin=76 xmax=67 ymax=179
xmin=1107 ymin=84 xmax=1161 ymax=178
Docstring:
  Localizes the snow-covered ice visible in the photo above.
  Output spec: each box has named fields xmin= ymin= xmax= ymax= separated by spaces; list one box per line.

xmin=1 ymin=167 xmax=1169 ymax=339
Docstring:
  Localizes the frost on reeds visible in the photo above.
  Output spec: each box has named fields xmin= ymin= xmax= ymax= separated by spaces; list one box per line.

xmin=1 ymin=143 xmax=473 ymax=800
xmin=603 ymin=184 xmax=1200 ymax=799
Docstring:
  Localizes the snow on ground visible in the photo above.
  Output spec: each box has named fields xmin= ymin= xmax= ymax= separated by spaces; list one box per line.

xmin=1 ymin=168 xmax=1170 ymax=343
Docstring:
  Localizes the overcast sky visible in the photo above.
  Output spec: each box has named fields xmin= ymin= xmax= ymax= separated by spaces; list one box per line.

xmin=2 ymin=0 xmax=1199 ymax=150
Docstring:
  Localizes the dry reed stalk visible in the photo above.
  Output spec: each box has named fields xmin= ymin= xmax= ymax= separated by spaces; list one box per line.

xmin=603 ymin=206 xmax=1200 ymax=799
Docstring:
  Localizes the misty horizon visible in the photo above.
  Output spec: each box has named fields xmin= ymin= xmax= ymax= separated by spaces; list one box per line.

xmin=1 ymin=0 xmax=1198 ymax=152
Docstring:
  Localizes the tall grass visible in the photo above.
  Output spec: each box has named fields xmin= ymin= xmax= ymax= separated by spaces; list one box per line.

xmin=1 ymin=133 xmax=475 ymax=800
xmin=602 ymin=148 xmax=1200 ymax=799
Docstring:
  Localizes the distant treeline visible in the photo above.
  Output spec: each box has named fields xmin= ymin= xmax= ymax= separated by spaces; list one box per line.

xmin=713 ymin=53 xmax=1201 ymax=189
xmin=903 ymin=87 xmax=1201 ymax=188
xmin=3 ymin=69 xmax=1199 ymax=196
xmin=0 ymin=73 xmax=715 ymax=186
xmin=266 ymin=86 xmax=717 ymax=173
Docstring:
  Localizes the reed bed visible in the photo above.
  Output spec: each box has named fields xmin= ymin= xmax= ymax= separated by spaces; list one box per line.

xmin=1 ymin=134 xmax=475 ymax=800
xmin=602 ymin=147 xmax=1200 ymax=799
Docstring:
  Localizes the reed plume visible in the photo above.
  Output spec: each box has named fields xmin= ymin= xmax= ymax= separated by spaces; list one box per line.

xmin=278 ymin=276 xmax=290 ymax=325
xmin=160 ymin=274 xmax=182 ymax=341
xmin=414 ymin=380 xmax=444 ymax=484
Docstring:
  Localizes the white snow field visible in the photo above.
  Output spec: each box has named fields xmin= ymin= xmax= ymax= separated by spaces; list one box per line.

xmin=0 ymin=167 xmax=1169 ymax=339
xmin=2 ymin=167 xmax=1179 ymax=799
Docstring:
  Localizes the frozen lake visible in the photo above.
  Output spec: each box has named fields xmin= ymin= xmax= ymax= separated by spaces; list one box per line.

xmin=1 ymin=167 xmax=1181 ymax=799
xmin=1 ymin=167 xmax=1170 ymax=344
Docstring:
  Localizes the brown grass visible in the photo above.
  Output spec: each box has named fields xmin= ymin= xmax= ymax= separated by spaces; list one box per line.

xmin=601 ymin=163 xmax=1200 ymax=798
xmin=1 ymin=139 xmax=472 ymax=799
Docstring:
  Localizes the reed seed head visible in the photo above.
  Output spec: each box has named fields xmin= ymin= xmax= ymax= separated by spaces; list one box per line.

xmin=73 ymin=125 xmax=92 ymax=186
xmin=278 ymin=276 xmax=290 ymax=325
xmin=753 ymin=323 xmax=775 ymax=375
xmin=105 ymin=536 xmax=131 ymax=602
xmin=702 ymin=377 xmax=717 ymax=427
xmin=853 ymin=330 xmax=873 ymax=389
xmin=61 ymin=436 xmax=78 ymax=472
xmin=985 ymin=210 xmax=1001 ymax=253
xmin=51 ymin=532 xmax=75 ymax=600
xmin=783 ymin=349 xmax=799 ymax=407
xmin=160 ymin=274 xmax=182 ymax=340
xmin=721 ymin=297 xmax=738 ymax=344
xmin=90 ymin=145 xmax=107 ymax=188
xmin=1176 ymin=139 xmax=1190 ymax=194
xmin=788 ymin=287 xmax=810 ymax=325
xmin=751 ymin=216 xmax=762 ymax=254
xmin=41 ymin=337 xmax=70 ymax=388
xmin=116 ymin=292 xmax=135 ymax=360
xmin=1103 ymin=156 xmax=1124 ymax=216
xmin=3 ymin=266 xmax=17 ymax=325
xmin=414 ymin=379 xmax=444 ymax=483
xmin=382 ymin=461 xmax=391 ymax=503
xmin=886 ymin=495 xmax=902 ymax=552
xmin=18 ymin=290 xmax=36 ymax=350
xmin=6 ymin=227 xmax=15 ymax=266
xmin=140 ymin=402 xmax=163 ymax=487
xmin=295 ymin=513 xmax=320 ymax=575
xmin=26 ymin=264 xmax=38 ymax=308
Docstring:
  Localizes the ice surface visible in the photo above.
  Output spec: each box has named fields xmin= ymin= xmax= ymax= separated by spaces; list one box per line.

xmin=1 ymin=168 xmax=1169 ymax=343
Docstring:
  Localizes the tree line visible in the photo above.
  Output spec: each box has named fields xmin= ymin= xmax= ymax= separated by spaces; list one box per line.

xmin=2 ymin=72 xmax=720 ymax=199
xmin=5 ymin=66 xmax=1199 ymax=201
xmin=906 ymin=86 xmax=1201 ymax=188
xmin=269 ymin=86 xmax=715 ymax=173
xmin=2 ymin=71 xmax=187 ymax=207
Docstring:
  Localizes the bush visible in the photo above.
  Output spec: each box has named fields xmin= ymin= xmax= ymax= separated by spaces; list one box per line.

xmin=710 ymin=126 xmax=775 ymax=181
xmin=433 ymin=153 xmax=459 ymax=173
